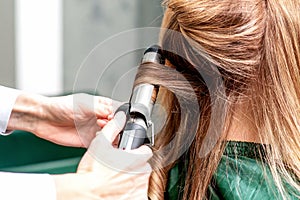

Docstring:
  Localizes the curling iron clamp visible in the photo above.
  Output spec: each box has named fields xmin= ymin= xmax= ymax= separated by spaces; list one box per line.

xmin=116 ymin=45 xmax=165 ymax=150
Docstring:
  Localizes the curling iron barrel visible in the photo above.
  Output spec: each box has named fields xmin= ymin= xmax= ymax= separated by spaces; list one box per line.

xmin=117 ymin=45 xmax=164 ymax=150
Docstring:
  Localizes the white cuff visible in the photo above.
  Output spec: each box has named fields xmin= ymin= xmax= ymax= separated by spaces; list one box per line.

xmin=0 ymin=172 xmax=56 ymax=200
xmin=0 ymin=86 xmax=21 ymax=134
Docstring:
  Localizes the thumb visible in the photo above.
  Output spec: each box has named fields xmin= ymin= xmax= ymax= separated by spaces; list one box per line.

xmin=97 ymin=111 xmax=126 ymax=144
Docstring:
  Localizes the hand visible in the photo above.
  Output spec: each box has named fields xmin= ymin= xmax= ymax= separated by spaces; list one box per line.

xmin=8 ymin=93 xmax=116 ymax=147
xmin=53 ymin=117 xmax=153 ymax=200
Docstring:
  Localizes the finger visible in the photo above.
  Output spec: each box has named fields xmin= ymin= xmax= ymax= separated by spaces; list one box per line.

xmin=107 ymin=114 xmax=114 ymax=120
xmin=100 ymin=112 xmax=126 ymax=143
xmin=96 ymin=119 xmax=109 ymax=128
xmin=94 ymin=96 xmax=113 ymax=117
xmin=97 ymin=96 xmax=113 ymax=106
xmin=95 ymin=104 xmax=113 ymax=118
xmin=76 ymin=152 xmax=93 ymax=173
xmin=136 ymin=145 xmax=153 ymax=157
xmin=117 ymin=145 xmax=153 ymax=173
xmin=130 ymin=145 xmax=153 ymax=163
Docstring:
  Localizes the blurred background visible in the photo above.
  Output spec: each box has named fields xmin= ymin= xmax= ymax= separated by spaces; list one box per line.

xmin=0 ymin=0 xmax=163 ymax=101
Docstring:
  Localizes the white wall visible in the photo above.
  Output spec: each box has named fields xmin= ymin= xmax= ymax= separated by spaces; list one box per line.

xmin=0 ymin=0 xmax=15 ymax=87
xmin=15 ymin=0 xmax=62 ymax=95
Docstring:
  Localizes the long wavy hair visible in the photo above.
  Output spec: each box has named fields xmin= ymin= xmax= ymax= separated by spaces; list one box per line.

xmin=134 ymin=0 xmax=300 ymax=199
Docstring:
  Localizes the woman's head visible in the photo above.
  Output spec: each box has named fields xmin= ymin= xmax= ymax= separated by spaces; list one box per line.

xmin=159 ymin=0 xmax=300 ymax=99
xmin=135 ymin=0 xmax=300 ymax=199
xmin=161 ymin=0 xmax=266 ymax=95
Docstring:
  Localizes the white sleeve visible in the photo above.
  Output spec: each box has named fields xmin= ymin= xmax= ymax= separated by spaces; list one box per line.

xmin=0 ymin=86 xmax=21 ymax=133
xmin=0 ymin=172 xmax=56 ymax=200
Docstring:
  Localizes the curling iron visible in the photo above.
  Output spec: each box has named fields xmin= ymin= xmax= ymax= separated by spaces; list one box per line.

xmin=116 ymin=45 xmax=165 ymax=150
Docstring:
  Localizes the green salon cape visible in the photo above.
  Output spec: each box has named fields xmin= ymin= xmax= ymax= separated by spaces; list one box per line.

xmin=165 ymin=141 xmax=299 ymax=200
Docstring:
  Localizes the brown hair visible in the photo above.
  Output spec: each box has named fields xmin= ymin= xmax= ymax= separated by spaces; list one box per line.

xmin=134 ymin=0 xmax=300 ymax=199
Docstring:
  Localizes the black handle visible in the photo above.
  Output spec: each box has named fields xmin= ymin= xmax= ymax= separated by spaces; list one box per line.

xmin=118 ymin=121 xmax=148 ymax=150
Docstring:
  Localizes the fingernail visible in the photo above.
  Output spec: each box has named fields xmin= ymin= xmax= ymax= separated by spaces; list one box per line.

xmin=107 ymin=113 xmax=114 ymax=120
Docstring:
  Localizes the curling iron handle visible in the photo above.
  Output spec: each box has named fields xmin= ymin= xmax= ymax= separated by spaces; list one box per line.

xmin=118 ymin=120 xmax=148 ymax=150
